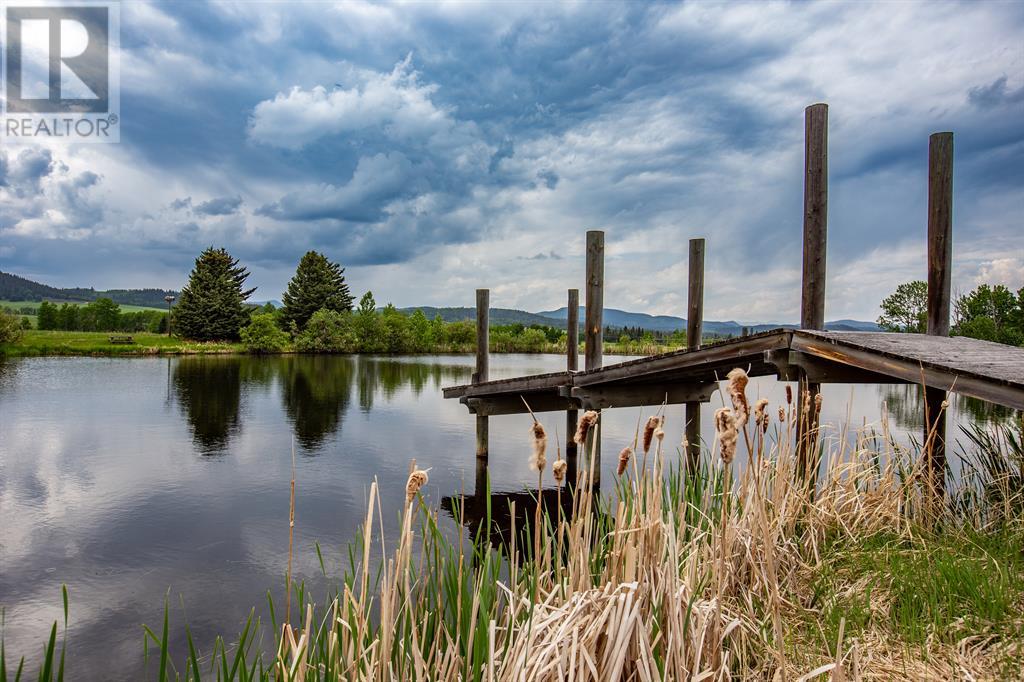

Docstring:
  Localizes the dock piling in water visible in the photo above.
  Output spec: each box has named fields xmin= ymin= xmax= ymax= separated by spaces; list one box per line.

xmin=685 ymin=237 xmax=705 ymax=471
xmin=585 ymin=230 xmax=605 ymax=483
xmin=925 ymin=131 xmax=954 ymax=493
xmin=475 ymin=288 xmax=490 ymax=460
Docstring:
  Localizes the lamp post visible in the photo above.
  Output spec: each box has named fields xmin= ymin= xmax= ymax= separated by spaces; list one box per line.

xmin=164 ymin=295 xmax=175 ymax=337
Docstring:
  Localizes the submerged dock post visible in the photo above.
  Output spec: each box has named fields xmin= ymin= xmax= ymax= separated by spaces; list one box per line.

xmin=566 ymin=288 xmax=580 ymax=482
xmin=475 ymin=289 xmax=490 ymax=460
xmin=925 ymin=131 xmax=953 ymax=495
xmin=797 ymin=102 xmax=828 ymax=479
xmin=685 ymin=238 xmax=705 ymax=471
xmin=585 ymin=230 xmax=605 ymax=484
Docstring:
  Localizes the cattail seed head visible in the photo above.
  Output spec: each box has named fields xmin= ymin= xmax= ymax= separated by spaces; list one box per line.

xmin=785 ymin=385 xmax=793 ymax=405
xmin=642 ymin=415 xmax=663 ymax=453
xmin=726 ymin=368 xmax=750 ymax=427
xmin=714 ymin=407 xmax=738 ymax=466
xmin=814 ymin=393 xmax=823 ymax=413
xmin=778 ymin=406 xmax=786 ymax=423
xmin=753 ymin=398 xmax=769 ymax=429
xmin=529 ymin=421 xmax=547 ymax=472
xmin=574 ymin=410 xmax=599 ymax=445
xmin=405 ymin=469 xmax=429 ymax=503
xmin=552 ymin=459 xmax=567 ymax=484
xmin=940 ymin=399 xmax=949 ymax=410
xmin=616 ymin=446 xmax=633 ymax=476
xmin=654 ymin=426 xmax=665 ymax=444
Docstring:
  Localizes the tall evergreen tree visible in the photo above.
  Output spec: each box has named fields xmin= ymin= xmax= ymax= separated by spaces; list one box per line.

xmin=174 ymin=247 xmax=256 ymax=341
xmin=280 ymin=251 xmax=354 ymax=331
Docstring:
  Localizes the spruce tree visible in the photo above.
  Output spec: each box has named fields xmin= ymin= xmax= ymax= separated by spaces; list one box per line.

xmin=174 ymin=247 xmax=256 ymax=341
xmin=280 ymin=251 xmax=354 ymax=331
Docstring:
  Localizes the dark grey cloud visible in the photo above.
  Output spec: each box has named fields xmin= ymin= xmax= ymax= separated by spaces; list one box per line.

xmin=195 ymin=196 xmax=243 ymax=216
xmin=968 ymin=76 xmax=1024 ymax=109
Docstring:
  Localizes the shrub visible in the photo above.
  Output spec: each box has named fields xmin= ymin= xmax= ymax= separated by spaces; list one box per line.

xmin=295 ymin=309 xmax=357 ymax=353
xmin=0 ymin=309 xmax=24 ymax=344
xmin=241 ymin=313 xmax=290 ymax=353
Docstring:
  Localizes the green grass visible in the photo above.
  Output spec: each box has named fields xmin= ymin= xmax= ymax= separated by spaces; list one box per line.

xmin=0 ymin=299 xmax=164 ymax=314
xmin=812 ymin=526 xmax=1024 ymax=651
xmin=1 ymin=330 xmax=244 ymax=356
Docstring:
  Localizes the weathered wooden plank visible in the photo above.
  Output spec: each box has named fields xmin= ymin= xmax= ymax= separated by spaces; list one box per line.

xmin=574 ymin=330 xmax=792 ymax=386
xmin=465 ymin=394 xmax=578 ymax=416
xmin=443 ymin=370 xmax=572 ymax=399
xmin=570 ymin=382 xmax=717 ymax=410
xmin=792 ymin=332 xmax=1024 ymax=410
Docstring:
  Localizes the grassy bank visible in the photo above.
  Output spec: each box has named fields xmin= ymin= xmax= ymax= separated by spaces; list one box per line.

xmin=0 ymin=330 xmax=679 ymax=358
xmin=8 ymin=375 xmax=1022 ymax=679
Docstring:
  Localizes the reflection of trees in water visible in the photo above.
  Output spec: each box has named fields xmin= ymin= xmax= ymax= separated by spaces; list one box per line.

xmin=356 ymin=357 xmax=472 ymax=412
xmin=0 ymin=357 xmax=19 ymax=393
xmin=170 ymin=355 xmax=473 ymax=456
xmin=280 ymin=356 xmax=355 ymax=451
xmin=173 ymin=356 xmax=243 ymax=454
xmin=881 ymin=385 xmax=1019 ymax=430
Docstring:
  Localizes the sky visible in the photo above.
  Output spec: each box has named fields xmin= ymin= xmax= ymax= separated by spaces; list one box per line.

xmin=0 ymin=1 xmax=1022 ymax=323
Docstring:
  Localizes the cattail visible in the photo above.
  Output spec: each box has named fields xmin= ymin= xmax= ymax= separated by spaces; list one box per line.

xmin=642 ymin=415 xmax=663 ymax=453
xmin=726 ymin=368 xmax=750 ymax=426
xmin=785 ymin=385 xmax=793 ymax=405
xmin=617 ymin=446 xmax=633 ymax=476
xmin=714 ymin=407 xmax=738 ymax=465
xmin=940 ymin=399 xmax=949 ymax=410
xmin=405 ymin=469 xmax=429 ymax=503
xmin=778 ymin=406 xmax=786 ymax=423
xmin=552 ymin=459 xmax=567 ymax=484
xmin=814 ymin=393 xmax=823 ymax=413
xmin=529 ymin=421 xmax=547 ymax=471
xmin=754 ymin=398 xmax=769 ymax=433
xmin=654 ymin=426 xmax=665 ymax=445
xmin=574 ymin=410 xmax=599 ymax=445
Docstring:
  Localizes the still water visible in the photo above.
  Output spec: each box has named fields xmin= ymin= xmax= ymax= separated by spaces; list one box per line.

xmin=0 ymin=354 xmax=1009 ymax=678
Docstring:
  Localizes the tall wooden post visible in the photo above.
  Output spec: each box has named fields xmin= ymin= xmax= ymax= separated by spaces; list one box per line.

xmin=475 ymin=289 xmax=490 ymax=460
xmin=925 ymin=132 xmax=953 ymax=495
xmin=685 ymin=238 xmax=705 ymax=471
xmin=797 ymin=103 xmax=828 ymax=479
xmin=566 ymin=288 xmax=580 ymax=482
xmin=585 ymin=231 xmax=604 ymax=483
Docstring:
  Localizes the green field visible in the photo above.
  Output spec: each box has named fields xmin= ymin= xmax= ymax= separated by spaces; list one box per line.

xmin=0 ymin=299 xmax=165 ymax=314
xmin=1 ymin=330 xmax=244 ymax=356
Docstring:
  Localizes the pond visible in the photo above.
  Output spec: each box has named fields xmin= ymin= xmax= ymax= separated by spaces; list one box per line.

xmin=0 ymin=353 xmax=1010 ymax=677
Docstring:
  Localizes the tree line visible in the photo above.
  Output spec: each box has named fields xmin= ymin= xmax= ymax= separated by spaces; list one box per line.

xmin=35 ymin=299 xmax=168 ymax=333
xmin=174 ymin=247 xmax=571 ymax=354
xmin=878 ymin=280 xmax=1024 ymax=345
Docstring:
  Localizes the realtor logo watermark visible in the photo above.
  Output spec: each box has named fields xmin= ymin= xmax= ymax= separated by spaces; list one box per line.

xmin=2 ymin=1 xmax=120 ymax=142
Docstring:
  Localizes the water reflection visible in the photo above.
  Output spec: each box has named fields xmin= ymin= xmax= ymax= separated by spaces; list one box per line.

xmin=171 ymin=355 xmax=473 ymax=454
xmin=280 ymin=356 xmax=355 ymax=451
xmin=173 ymin=357 xmax=243 ymax=454
xmin=881 ymin=384 xmax=1020 ymax=430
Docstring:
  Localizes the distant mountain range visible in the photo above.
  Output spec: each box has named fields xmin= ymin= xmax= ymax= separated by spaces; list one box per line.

xmin=401 ymin=305 xmax=880 ymax=336
xmin=0 ymin=271 xmax=177 ymax=309
xmin=2 ymin=271 xmax=880 ymax=334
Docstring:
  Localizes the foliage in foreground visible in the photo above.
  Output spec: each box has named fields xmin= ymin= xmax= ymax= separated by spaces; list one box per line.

xmin=7 ymin=386 xmax=1024 ymax=679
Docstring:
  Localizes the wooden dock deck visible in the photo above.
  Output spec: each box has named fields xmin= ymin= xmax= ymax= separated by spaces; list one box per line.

xmin=444 ymin=329 xmax=1024 ymax=414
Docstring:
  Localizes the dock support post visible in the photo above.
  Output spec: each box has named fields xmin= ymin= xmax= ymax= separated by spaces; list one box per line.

xmin=566 ymin=288 xmax=580 ymax=483
xmin=585 ymin=230 xmax=605 ymax=484
xmin=925 ymin=131 xmax=953 ymax=497
xmin=685 ymin=238 xmax=705 ymax=472
xmin=475 ymin=289 xmax=490 ymax=461
xmin=797 ymin=103 xmax=828 ymax=480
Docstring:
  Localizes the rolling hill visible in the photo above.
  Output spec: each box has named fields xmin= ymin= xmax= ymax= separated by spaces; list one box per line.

xmin=0 ymin=271 xmax=178 ymax=308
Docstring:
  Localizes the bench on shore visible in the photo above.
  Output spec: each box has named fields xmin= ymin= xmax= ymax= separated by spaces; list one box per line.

xmin=108 ymin=335 xmax=135 ymax=344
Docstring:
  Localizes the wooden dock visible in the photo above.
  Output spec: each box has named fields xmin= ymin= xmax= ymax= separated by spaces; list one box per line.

xmin=443 ymin=104 xmax=1022 ymax=489
xmin=444 ymin=329 xmax=1024 ymax=414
